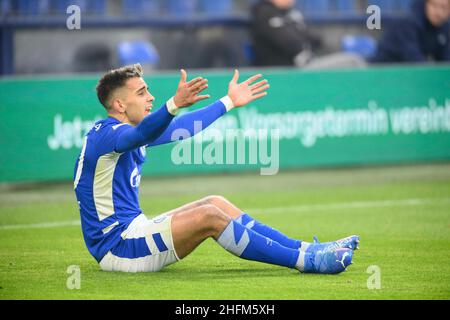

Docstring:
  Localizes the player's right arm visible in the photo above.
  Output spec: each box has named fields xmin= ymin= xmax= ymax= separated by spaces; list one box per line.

xmin=114 ymin=70 xmax=210 ymax=153
xmin=114 ymin=104 xmax=175 ymax=153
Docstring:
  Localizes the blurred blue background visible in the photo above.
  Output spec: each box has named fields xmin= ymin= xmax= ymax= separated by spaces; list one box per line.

xmin=0 ymin=0 xmax=418 ymax=75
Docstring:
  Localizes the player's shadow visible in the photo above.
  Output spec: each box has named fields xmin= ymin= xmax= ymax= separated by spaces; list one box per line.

xmin=159 ymin=266 xmax=298 ymax=280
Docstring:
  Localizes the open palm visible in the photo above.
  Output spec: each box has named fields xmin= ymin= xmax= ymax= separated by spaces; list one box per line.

xmin=227 ymin=70 xmax=269 ymax=108
xmin=174 ymin=69 xmax=210 ymax=108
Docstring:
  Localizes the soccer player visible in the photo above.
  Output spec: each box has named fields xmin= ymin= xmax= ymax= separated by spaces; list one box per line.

xmin=74 ymin=64 xmax=359 ymax=274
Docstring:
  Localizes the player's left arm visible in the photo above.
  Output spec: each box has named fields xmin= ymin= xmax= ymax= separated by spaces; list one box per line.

xmin=148 ymin=70 xmax=269 ymax=147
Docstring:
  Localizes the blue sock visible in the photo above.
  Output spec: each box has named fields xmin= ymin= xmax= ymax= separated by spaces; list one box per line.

xmin=236 ymin=213 xmax=301 ymax=249
xmin=216 ymin=220 xmax=300 ymax=269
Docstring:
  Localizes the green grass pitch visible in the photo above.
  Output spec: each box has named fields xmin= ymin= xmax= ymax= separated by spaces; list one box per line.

xmin=0 ymin=163 xmax=449 ymax=300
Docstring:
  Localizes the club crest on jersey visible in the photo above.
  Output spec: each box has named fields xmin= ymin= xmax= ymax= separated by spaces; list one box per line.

xmin=130 ymin=167 xmax=141 ymax=188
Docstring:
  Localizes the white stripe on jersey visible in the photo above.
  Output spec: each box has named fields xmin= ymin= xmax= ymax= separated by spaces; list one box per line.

xmin=112 ymin=123 xmax=128 ymax=130
xmin=93 ymin=151 xmax=121 ymax=221
xmin=73 ymin=136 xmax=88 ymax=190
xmin=102 ymin=221 xmax=119 ymax=234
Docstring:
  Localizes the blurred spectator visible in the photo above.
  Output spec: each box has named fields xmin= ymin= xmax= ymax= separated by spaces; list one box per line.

xmin=250 ymin=0 xmax=366 ymax=68
xmin=372 ymin=0 xmax=450 ymax=63
xmin=250 ymin=0 xmax=319 ymax=66
xmin=73 ymin=43 xmax=113 ymax=73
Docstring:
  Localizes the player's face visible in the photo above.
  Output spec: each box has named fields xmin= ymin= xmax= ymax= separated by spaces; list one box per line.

xmin=426 ymin=0 xmax=450 ymax=27
xmin=121 ymin=77 xmax=155 ymax=126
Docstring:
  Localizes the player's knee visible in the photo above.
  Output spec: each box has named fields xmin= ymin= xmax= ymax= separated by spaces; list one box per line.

xmin=202 ymin=195 xmax=229 ymax=207
xmin=197 ymin=204 xmax=230 ymax=236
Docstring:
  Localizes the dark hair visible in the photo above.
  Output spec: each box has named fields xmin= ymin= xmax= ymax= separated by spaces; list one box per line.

xmin=96 ymin=63 xmax=143 ymax=109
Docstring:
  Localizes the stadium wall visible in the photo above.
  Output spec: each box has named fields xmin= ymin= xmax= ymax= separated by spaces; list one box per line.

xmin=1 ymin=65 xmax=449 ymax=183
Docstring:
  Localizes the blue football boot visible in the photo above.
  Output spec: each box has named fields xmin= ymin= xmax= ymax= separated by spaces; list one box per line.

xmin=301 ymin=247 xmax=354 ymax=274
xmin=300 ymin=235 xmax=360 ymax=252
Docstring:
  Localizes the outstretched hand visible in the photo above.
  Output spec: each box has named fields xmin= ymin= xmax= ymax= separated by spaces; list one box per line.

xmin=173 ymin=69 xmax=210 ymax=108
xmin=227 ymin=70 xmax=269 ymax=108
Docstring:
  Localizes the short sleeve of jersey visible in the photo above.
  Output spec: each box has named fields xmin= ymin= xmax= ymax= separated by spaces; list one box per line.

xmin=89 ymin=121 xmax=133 ymax=156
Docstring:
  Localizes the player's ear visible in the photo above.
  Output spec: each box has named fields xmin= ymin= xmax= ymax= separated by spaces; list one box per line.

xmin=111 ymin=98 xmax=125 ymax=113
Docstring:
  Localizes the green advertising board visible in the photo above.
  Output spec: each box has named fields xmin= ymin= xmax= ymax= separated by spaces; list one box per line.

xmin=1 ymin=65 xmax=449 ymax=183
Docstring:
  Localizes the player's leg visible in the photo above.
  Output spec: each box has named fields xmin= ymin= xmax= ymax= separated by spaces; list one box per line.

xmin=170 ymin=204 xmax=353 ymax=274
xmin=157 ymin=195 xmax=240 ymax=219
xmin=157 ymin=197 xmax=220 ymax=217
xmin=163 ymin=195 xmax=302 ymax=249
xmin=164 ymin=195 xmax=359 ymax=252
xmin=203 ymin=195 xmax=302 ymax=249
xmin=203 ymin=196 xmax=360 ymax=252
xmin=170 ymin=204 xmax=230 ymax=259
xmin=171 ymin=203 xmax=300 ymax=268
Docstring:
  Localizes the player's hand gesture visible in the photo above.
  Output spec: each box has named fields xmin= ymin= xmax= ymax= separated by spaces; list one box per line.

xmin=227 ymin=70 xmax=269 ymax=108
xmin=173 ymin=69 xmax=210 ymax=108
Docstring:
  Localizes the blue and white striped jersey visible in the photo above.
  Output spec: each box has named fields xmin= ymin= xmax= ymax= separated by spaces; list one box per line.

xmin=74 ymin=116 xmax=148 ymax=262
xmin=73 ymin=98 xmax=230 ymax=262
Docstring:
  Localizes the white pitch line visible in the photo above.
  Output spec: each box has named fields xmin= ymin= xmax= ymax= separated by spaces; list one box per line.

xmin=1 ymin=197 xmax=449 ymax=230
xmin=249 ymin=198 xmax=450 ymax=214
xmin=0 ymin=220 xmax=80 ymax=230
